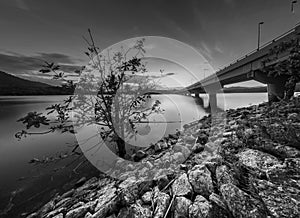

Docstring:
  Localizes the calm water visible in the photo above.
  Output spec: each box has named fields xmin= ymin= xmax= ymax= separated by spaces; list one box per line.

xmin=0 ymin=93 xmax=268 ymax=216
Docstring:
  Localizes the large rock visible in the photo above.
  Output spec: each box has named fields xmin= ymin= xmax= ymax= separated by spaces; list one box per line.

xmin=153 ymin=191 xmax=170 ymax=218
xmin=173 ymin=197 xmax=192 ymax=218
xmin=189 ymin=195 xmax=212 ymax=218
xmin=55 ymin=197 xmax=73 ymax=209
xmin=236 ymin=149 xmax=280 ymax=171
xmin=130 ymin=203 xmax=152 ymax=218
xmin=172 ymin=173 xmax=193 ymax=197
xmin=255 ymin=179 xmax=300 ymax=218
xmin=38 ymin=198 xmax=56 ymax=217
xmin=92 ymin=183 xmax=118 ymax=218
xmin=220 ymin=183 xmax=267 ymax=218
xmin=216 ymin=165 xmax=237 ymax=187
xmin=65 ymin=205 xmax=89 ymax=218
xmin=173 ymin=144 xmax=191 ymax=159
xmin=45 ymin=207 xmax=66 ymax=218
xmin=118 ymin=177 xmax=153 ymax=205
xmin=141 ymin=191 xmax=152 ymax=205
xmin=188 ymin=165 xmax=213 ymax=197
xmin=171 ymin=152 xmax=186 ymax=164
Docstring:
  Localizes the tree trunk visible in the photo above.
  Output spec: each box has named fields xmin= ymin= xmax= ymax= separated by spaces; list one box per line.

xmin=116 ymin=136 xmax=126 ymax=158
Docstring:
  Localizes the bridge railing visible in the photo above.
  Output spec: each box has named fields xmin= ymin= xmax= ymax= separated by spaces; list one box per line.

xmin=216 ymin=24 xmax=298 ymax=72
xmin=188 ymin=24 xmax=299 ymax=89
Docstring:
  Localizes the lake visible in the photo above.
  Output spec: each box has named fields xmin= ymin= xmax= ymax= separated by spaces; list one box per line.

xmin=0 ymin=93 xmax=268 ymax=217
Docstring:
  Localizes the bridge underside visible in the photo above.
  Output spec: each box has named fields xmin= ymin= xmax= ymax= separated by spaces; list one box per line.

xmin=186 ymin=69 xmax=289 ymax=108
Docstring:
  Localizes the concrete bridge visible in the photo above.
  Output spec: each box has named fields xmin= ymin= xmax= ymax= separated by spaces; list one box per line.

xmin=185 ymin=24 xmax=300 ymax=109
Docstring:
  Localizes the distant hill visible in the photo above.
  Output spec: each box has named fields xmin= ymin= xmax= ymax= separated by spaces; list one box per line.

xmin=0 ymin=71 xmax=73 ymax=95
xmin=223 ymin=83 xmax=300 ymax=93
xmin=223 ymin=86 xmax=267 ymax=93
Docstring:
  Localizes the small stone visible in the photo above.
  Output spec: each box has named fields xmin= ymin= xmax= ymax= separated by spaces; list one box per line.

xmin=53 ymin=213 xmax=64 ymax=218
xmin=45 ymin=207 xmax=66 ymax=218
xmin=154 ymin=143 xmax=162 ymax=152
xmin=179 ymin=164 xmax=188 ymax=171
xmin=192 ymin=143 xmax=205 ymax=153
xmin=141 ymin=191 xmax=152 ymax=204
xmin=60 ymin=189 xmax=75 ymax=199
xmin=39 ymin=199 xmax=55 ymax=217
xmin=55 ymin=197 xmax=73 ymax=209
xmin=65 ymin=205 xmax=89 ymax=218
xmin=223 ymin=132 xmax=234 ymax=137
xmin=84 ymin=212 xmax=93 ymax=218
xmin=132 ymin=150 xmax=147 ymax=161
xmin=195 ymin=134 xmax=208 ymax=145
xmin=156 ymin=175 xmax=169 ymax=190
xmin=185 ymin=135 xmax=196 ymax=144
xmin=172 ymin=144 xmax=191 ymax=158
xmin=209 ymin=193 xmax=227 ymax=210
xmin=171 ymin=152 xmax=186 ymax=164
xmin=75 ymin=177 xmax=86 ymax=188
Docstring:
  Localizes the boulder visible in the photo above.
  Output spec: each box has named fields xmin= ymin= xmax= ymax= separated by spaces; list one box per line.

xmin=216 ymin=165 xmax=237 ymax=187
xmin=45 ymin=207 xmax=66 ymax=218
xmin=189 ymin=195 xmax=212 ymax=218
xmin=173 ymin=197 xmax=192 ymax=218
xmin=173 ymin=144 xmax=191 ymax=159
xmin=188 ymin=165 xmax=213 ymax=197
xmin=172 ymin=173 xmax=193 ymax=197
xmin=254 ymin=179 xmax=300 ymax=218
xmin=236 ymin=149 xmax=280 ymax=172
xmin=153 ymin=191 xmax=170 ymax=218
xmin=65 ymin=205 xmax=89 ymax=218
xmin=92 ymin=183 xmax=118 ymax=218
xmin=220 ymin=183 xmax=267 ymax=218
xmin=130 ymin=203 xmax=152 ymax=218
xmin=141 ymin=191 xmax=152 ymax=204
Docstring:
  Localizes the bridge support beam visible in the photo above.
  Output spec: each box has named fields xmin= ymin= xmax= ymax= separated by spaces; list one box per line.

xmin=209 ymin=93 xmax=217 ymax=112
xmin=267 ymin=81 xmax=286 ymax=102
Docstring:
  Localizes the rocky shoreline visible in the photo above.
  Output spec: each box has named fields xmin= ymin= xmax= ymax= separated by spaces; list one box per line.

xmin=25 ymin=96 xmax=300 ymax=218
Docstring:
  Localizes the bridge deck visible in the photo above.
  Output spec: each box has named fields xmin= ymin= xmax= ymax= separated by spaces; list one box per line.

xmin=187 ymin=24 xmax=300 ymax=92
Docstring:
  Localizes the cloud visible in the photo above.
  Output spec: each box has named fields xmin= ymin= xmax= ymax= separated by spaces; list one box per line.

xmin=15 ymin=0 xmax=29 ymax=11
xmin=197 ymin=41 xmax=213 ymax=61
xmin=224 ymin=0 xmax=235 ymax=7
xmin=0 ymin=52 xmax=81 ymax=74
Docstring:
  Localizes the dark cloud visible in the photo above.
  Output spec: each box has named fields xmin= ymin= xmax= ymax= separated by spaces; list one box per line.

xmin=0 ymin=52 xmax=82 ymax=75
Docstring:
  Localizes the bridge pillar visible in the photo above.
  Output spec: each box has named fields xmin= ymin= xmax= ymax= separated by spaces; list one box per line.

xmin=267 ymin=80 xmax=286 ymax=102
xmin=209 ymin=93 xmax=217 ymax=112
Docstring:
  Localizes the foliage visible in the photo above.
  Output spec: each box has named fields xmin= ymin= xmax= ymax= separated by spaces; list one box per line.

xmin=16 ymin=29 xmax=163 ymax=158
xmin=261 ymin=39 xmax=300 ymax=99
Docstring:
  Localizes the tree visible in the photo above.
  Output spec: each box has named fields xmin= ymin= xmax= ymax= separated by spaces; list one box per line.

xmin=261 ymin=38 xmax=300 ymax=100
xmin=16 ymin=29 xmax=163 ymax=158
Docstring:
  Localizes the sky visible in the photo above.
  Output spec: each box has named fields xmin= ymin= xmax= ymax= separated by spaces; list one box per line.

xmin=0 ymin=0 xmax=300 ymax=87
